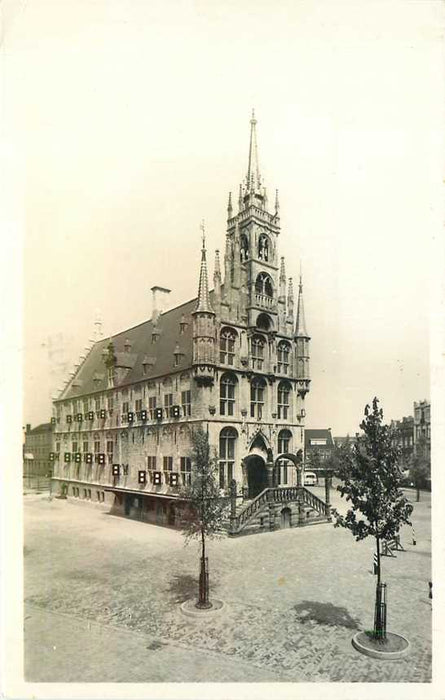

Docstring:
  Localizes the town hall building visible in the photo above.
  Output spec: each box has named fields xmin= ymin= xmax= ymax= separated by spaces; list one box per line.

xmin=50 ymin=113 xmax=330 ymax=534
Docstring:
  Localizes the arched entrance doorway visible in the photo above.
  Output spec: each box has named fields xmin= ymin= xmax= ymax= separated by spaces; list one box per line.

xmin=245 ymin=455 xmax=268 ymax=499
xmin=274 ymin=450 xmax=304 ymax=486
xmin=281 ymin=507 xmax=291 ymax=528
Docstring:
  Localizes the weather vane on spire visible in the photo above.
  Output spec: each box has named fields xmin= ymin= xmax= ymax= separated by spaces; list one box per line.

xmin=200 ymin=219 xmax=206 ymax=248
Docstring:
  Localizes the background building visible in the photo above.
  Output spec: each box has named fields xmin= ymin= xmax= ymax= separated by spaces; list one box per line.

xmin=50 ymin=115 xmax=329 ymax=534
xmin=413 ymin=400 xmax=431 ymax=458
xmin=390 ymin=416 xmax=414 ymax=469
xmin=23 ymin=422 xmax=53 ymax=488
xmin=304 ymin=429 xmax=335 ymax=471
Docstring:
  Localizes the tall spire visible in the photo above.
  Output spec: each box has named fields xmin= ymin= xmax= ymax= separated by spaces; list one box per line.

xmin=275 ymin=189 xmax=280 ymax=215
xmin=246 ymin=109 xmax=261 ymax=193
xmin=195 ymin=220 xmax=214 ymax=314
xmin=214 ymin=249 xmax=221 ymax=282
xmin=279 ymin=256 xmax=286 ymax=282
xmin=295 ymin=271 xmax=308 ymax=337
xmin=287 ymin=277 xmax=294 ymax=321
xmin=227 ymin=191 xmax=233 ymax=218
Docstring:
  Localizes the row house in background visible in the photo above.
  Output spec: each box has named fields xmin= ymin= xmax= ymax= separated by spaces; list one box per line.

xmin=413 ymin=400 xmax=431 ymax=458
xmin=304 ymin=429 xmax=335 ymax=469
xmin=51 ymin=113 xmax=330 ymax=534
xmin=23 ymin=423 xmax=53 ymax=485
xmin=390 ymin=416 xmax=415 ymax=469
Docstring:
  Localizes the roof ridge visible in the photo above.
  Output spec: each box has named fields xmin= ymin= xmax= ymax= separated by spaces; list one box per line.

xmin=105 ymin=295 xmax=204 ymax=341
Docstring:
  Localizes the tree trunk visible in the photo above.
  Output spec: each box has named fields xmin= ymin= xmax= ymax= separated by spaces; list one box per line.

xmin=201 ymin=526 xmax=205 ymax=562
xmin=416 ymin=486 xmax=420 ymax=502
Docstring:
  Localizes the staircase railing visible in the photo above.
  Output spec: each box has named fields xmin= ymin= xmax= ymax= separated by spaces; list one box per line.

xmin=230 ymin=486 xmax=329 ymax=534
xmin=235 ymin=488 xmax=270 ymax=528
xmin=300 ymin=488 xmax=329 ymax=516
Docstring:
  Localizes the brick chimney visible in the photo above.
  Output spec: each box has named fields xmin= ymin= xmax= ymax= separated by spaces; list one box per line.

xmin=151 ymin=286 xmax=171 ymax=324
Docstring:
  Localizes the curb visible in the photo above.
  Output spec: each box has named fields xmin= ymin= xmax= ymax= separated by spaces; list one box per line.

xmin=180 ymin=598 xmax=225 ymax=618
xmin=352 ymin=631 xmax=410 ymax=660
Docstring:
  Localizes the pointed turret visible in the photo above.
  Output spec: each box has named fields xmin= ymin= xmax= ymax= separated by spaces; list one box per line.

xmin=227 ymin=191 xmax=233 ymax=219
xmin=192 ymin=223 xmax=216 ymax=385
xmin=277 ymin=256 xmax=287 ymax=332
xmin=287 ymin=277 xmax=294 ymax=322
xmin=295 ymin=271 xmax=310 ymax=395
xmin=213 ymin=249 xmax=222 ymax=314
xmin=275 ymin=189 xmax=280 ymax=216
xmin=279 ymin=257 xmax=286 ymax=296
xmin=295 ymin=273 xmax=308 ymax=338
xmin=195 ymin=222 xmax=214 ymax=314
xmin=214 ymin=249 xmax=221 ymax=283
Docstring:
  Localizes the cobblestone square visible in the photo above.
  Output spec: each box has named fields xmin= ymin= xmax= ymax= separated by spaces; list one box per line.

xmin=24 ymin=484 xmax=432 ymax=683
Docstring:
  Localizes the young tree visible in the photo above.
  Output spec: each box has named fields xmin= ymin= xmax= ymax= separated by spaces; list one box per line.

xmin=332 ymin=398 xmax=413 ymax=640
xmin=180 ymin=425 xmax=228 ymax=609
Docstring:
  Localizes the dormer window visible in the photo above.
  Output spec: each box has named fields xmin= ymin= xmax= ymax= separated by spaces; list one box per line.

xmin=179 ymin=315 xmax=189 ymax=334
xmin=174 ymin=343 xmax=184 ymax=367
xmin=142 ymin=355 xmax=155 ymax=375
xmin=124 ymin=339 xmax=131 ymax=353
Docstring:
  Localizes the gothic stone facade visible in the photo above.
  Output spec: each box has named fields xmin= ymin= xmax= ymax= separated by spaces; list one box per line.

xmin=51 ymin=115 xmax=321 ymax=532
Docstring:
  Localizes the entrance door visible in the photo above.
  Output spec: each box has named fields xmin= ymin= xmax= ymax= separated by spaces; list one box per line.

xmin=247 ymin=456 xmax=268 ymax=499
xmin=124 ymin=495 xmax=131 ymax=516
xmin=281 ymin=507 xmax=291 ymax=528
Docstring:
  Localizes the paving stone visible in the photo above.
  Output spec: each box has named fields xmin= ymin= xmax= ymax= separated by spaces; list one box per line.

xmin=24 ymin=489 xmax=432 ymax=682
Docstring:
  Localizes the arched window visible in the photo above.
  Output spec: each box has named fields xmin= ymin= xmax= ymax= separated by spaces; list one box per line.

xmin=258 ymin=234 xmax=270 ymax=261
xmin=277 ymin=341 xmax=291 ymax=374
xmin=278 ymin=429 xmax=292 ymax=454
xmin=220 ymin=327 xmax=236 ymax=365
xmin=256 ymin=313 xmax=272 ymax=331
xmin=240 ymin=234 xmax=249 ymax=262
xmin=277 ymin=429 xmax=292 ymax=485
xmin=251 ymin=335 xmax=265 ymax=370
xmin=219 ymin=427 xmax=237 ymax=489
xmin=250 ymin=377 xmax=266 ymax=419
xmin=255 ymin=272 xmax=273 ymax=298
xmin=220 ymin=373 xmax=237 ymax=416
xmin=277 ymin=381 xmax=291 ymax=420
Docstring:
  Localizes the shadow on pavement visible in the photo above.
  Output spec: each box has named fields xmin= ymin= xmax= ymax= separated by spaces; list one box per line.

xmin=294 ymin=600 xmax=361 ymax=629
xmin=166 ymin=573 xmax=197 ymax=603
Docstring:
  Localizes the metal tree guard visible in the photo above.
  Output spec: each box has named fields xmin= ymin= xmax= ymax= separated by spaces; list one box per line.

xmin=197 ymin=556 xmax=211 ymax=609
xmin=374 ymin=582 xmax=387 ymax=641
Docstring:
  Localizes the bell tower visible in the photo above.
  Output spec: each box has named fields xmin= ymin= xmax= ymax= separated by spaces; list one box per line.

xmin=222 ymin=111 xmax=285 ymax=332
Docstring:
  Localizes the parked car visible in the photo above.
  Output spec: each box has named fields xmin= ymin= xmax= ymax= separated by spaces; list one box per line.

xmin=304 ymin=471 xmax=318 ymax=486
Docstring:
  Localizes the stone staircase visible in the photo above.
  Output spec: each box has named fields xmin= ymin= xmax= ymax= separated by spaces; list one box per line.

xmin=227 ymin=486 xmax=330 ymax=536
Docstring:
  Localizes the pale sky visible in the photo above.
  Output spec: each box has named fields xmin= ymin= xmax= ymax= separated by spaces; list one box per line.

xmin=4 ymin=0 xmax=443 ymax=434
